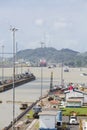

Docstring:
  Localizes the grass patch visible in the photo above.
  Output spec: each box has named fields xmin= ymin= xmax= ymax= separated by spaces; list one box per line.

xmin=61 ymin=107 xmax=87 ymax=116
xmin=25 ymin=109 xmax=34 ymax=119
xmin=34 ymin=122 xmax=39 ymax=129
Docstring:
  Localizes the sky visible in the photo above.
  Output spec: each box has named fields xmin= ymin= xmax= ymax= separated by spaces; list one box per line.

xmin=0 ymin=0 xmax=87 ymax=55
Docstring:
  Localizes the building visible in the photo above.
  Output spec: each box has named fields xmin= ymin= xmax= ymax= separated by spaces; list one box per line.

xmin=50 ymin=100 xmax=59 ymax=109
xmin=66 ymin=99 xmax=82 ymax=108
xmin=39 ymin=111 xmax=57 ymax=130
xmin=64 ymin=89 xmax=87 ymax=107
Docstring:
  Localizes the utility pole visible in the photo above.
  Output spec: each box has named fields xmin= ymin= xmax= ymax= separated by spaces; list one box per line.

xmin=40 ymin=41 xmax=44 ymax=48
xmin=0 ymin=44 xmax=4 ymax=82
xmin=16 ymin=42 xmax=18 ymax=75
xmin=50 ymin=72 xmax=53 ymax=91
xmin=2 ymin=45 xmax=4 ymax=82
xmin=61 ymin=61 xmax=64 ymax=87
xmin=10 ymin=27 xmax=18 ymax=130
xmin=40 ymin=41 xmax=44 ymax=106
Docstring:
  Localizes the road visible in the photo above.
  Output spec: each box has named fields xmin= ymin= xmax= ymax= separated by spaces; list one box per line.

xmin=63 ymin=116 xmax=79 ymax=130
xmin=68 ymin=125 xmax=79 ymax=130
xmin=63 ymin=116 xmax=87 ymax=130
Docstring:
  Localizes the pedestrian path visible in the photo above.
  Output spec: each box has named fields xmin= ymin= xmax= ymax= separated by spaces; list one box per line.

xmin=26 ymin=119 xmax=39 ymax=130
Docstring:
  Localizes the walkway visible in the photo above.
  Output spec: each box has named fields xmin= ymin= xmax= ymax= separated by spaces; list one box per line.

xmin=26 ymin=119 xmax=39 ymax=130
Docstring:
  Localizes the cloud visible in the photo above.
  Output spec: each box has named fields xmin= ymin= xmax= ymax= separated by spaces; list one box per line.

xmin=60 ymin=39 xmax=79 ymax=51
xmin=35 ymin=19 xmax=44 ymax=26
xmin=54 ymin=21 xmax=67 ymax=28
xmin=66 ymin=39 xmax=78 ymax=46
xmin=54 ymin=21 xmax=72 ymax=29
xmin=0 ymin=0 xmax=86 ymax=53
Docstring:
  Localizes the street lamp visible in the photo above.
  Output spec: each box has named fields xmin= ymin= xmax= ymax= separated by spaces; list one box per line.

xmin=1 ymin=45 xmax=4 ymax=82
xmin=10 ymin=27 xmax=18 ymax=130
xmin=61 ymin=61 xmax=64 ymax=87
xmin=15 ymin=42 xmax=18 ymax=75
xmin=41 ymin=63 xmax=43 ymax=99
xmin=0 ymin=44 xmax=4 ymax=82
xmin=40 ymin=42 xmax=44 ymax=104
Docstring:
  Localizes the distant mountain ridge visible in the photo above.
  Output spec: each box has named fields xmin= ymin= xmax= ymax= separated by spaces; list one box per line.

xmin=16 ymin=47 xmax=87 ymax=67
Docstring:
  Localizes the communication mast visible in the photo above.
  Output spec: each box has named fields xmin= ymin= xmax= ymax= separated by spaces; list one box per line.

xmin=40 ymin=41 xmax=45 ymax=48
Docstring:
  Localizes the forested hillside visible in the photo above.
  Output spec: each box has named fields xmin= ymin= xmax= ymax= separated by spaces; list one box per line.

xmin=16 ymin=47 xmax=87 ymax=67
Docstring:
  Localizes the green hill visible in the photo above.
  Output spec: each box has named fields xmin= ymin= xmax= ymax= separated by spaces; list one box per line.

xmin=16 ymin=47 xmax=86 ymax=67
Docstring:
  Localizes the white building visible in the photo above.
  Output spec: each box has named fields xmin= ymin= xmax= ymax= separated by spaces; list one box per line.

xmin=39 ymin=111 xmax=57 ymax=130
xmin=64 ymin=89 xmax=87 ymax=107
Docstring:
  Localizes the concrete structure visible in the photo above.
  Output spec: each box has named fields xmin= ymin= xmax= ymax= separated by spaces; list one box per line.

xmin=39 ymin=111 xmax=57 ymax=130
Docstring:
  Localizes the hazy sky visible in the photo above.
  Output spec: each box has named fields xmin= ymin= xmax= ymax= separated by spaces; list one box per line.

xmin=0 ymin=0 xmax=87 ymax=54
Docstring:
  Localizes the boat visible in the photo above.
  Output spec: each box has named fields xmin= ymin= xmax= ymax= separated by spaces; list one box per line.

xmin=64 ymin=67 xmax=69 ymax=72
xmin=20 ymin=103 xmax=28 ymax=110
xmin=0 ymin=100 xmax=2 ymax=103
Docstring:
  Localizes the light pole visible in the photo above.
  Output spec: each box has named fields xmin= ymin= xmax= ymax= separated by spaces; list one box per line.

xmin=16 ymin=42 xmax=18 ymax=75
xmin=2 ymin=45 xmax=4 ymax=82
xmin=50 ymin=72 xmax=53 ymax=91
xmin=41 ymin=64 xmax=43 ymax=98
xmin=10 ymin=27 xmax=18 ymax=130
xmin=40 ymin=42 xmax=44 ymax=104
xmin=0 ymin=44 xmax=4 ymax=82
xmin=61 ymin=61 xmax=63 ymax=87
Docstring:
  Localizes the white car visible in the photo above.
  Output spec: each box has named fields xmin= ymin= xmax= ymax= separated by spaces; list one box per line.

xmin=69 ymin=116 xmax=79 ymax=125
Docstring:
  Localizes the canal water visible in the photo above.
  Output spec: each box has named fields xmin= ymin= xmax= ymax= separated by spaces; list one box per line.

xmin=0 ymin=78 xmax=50 ymax=130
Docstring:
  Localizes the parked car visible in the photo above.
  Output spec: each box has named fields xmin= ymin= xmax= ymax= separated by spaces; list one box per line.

xmin=68 ymin=115 xmax=79 ymax=125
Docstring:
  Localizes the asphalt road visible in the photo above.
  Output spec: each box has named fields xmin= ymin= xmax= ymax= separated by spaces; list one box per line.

xmin=68 ymin=125 xmax=79 ymax=130
xmin=63 ymin=116 xmax=79 ymax=130
xmin=63 ymin=116 xmax=87 ymax=130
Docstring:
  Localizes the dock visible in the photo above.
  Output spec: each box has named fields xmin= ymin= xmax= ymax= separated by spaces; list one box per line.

xmin=0 ymin=73 xmax=36 ymax=92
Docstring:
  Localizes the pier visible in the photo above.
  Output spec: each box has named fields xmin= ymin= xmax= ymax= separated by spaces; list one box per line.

xmin=0 ymin=73 xmax=36 ymax=92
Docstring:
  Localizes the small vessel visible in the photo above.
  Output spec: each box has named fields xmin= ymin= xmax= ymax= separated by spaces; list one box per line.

xmin=0 ymin=100 xmax=2 ymax=103
xmin=64 ymin=67 xmax=69 ymax=72
xmin=20 ymin=103 xmax=28 ymax=110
